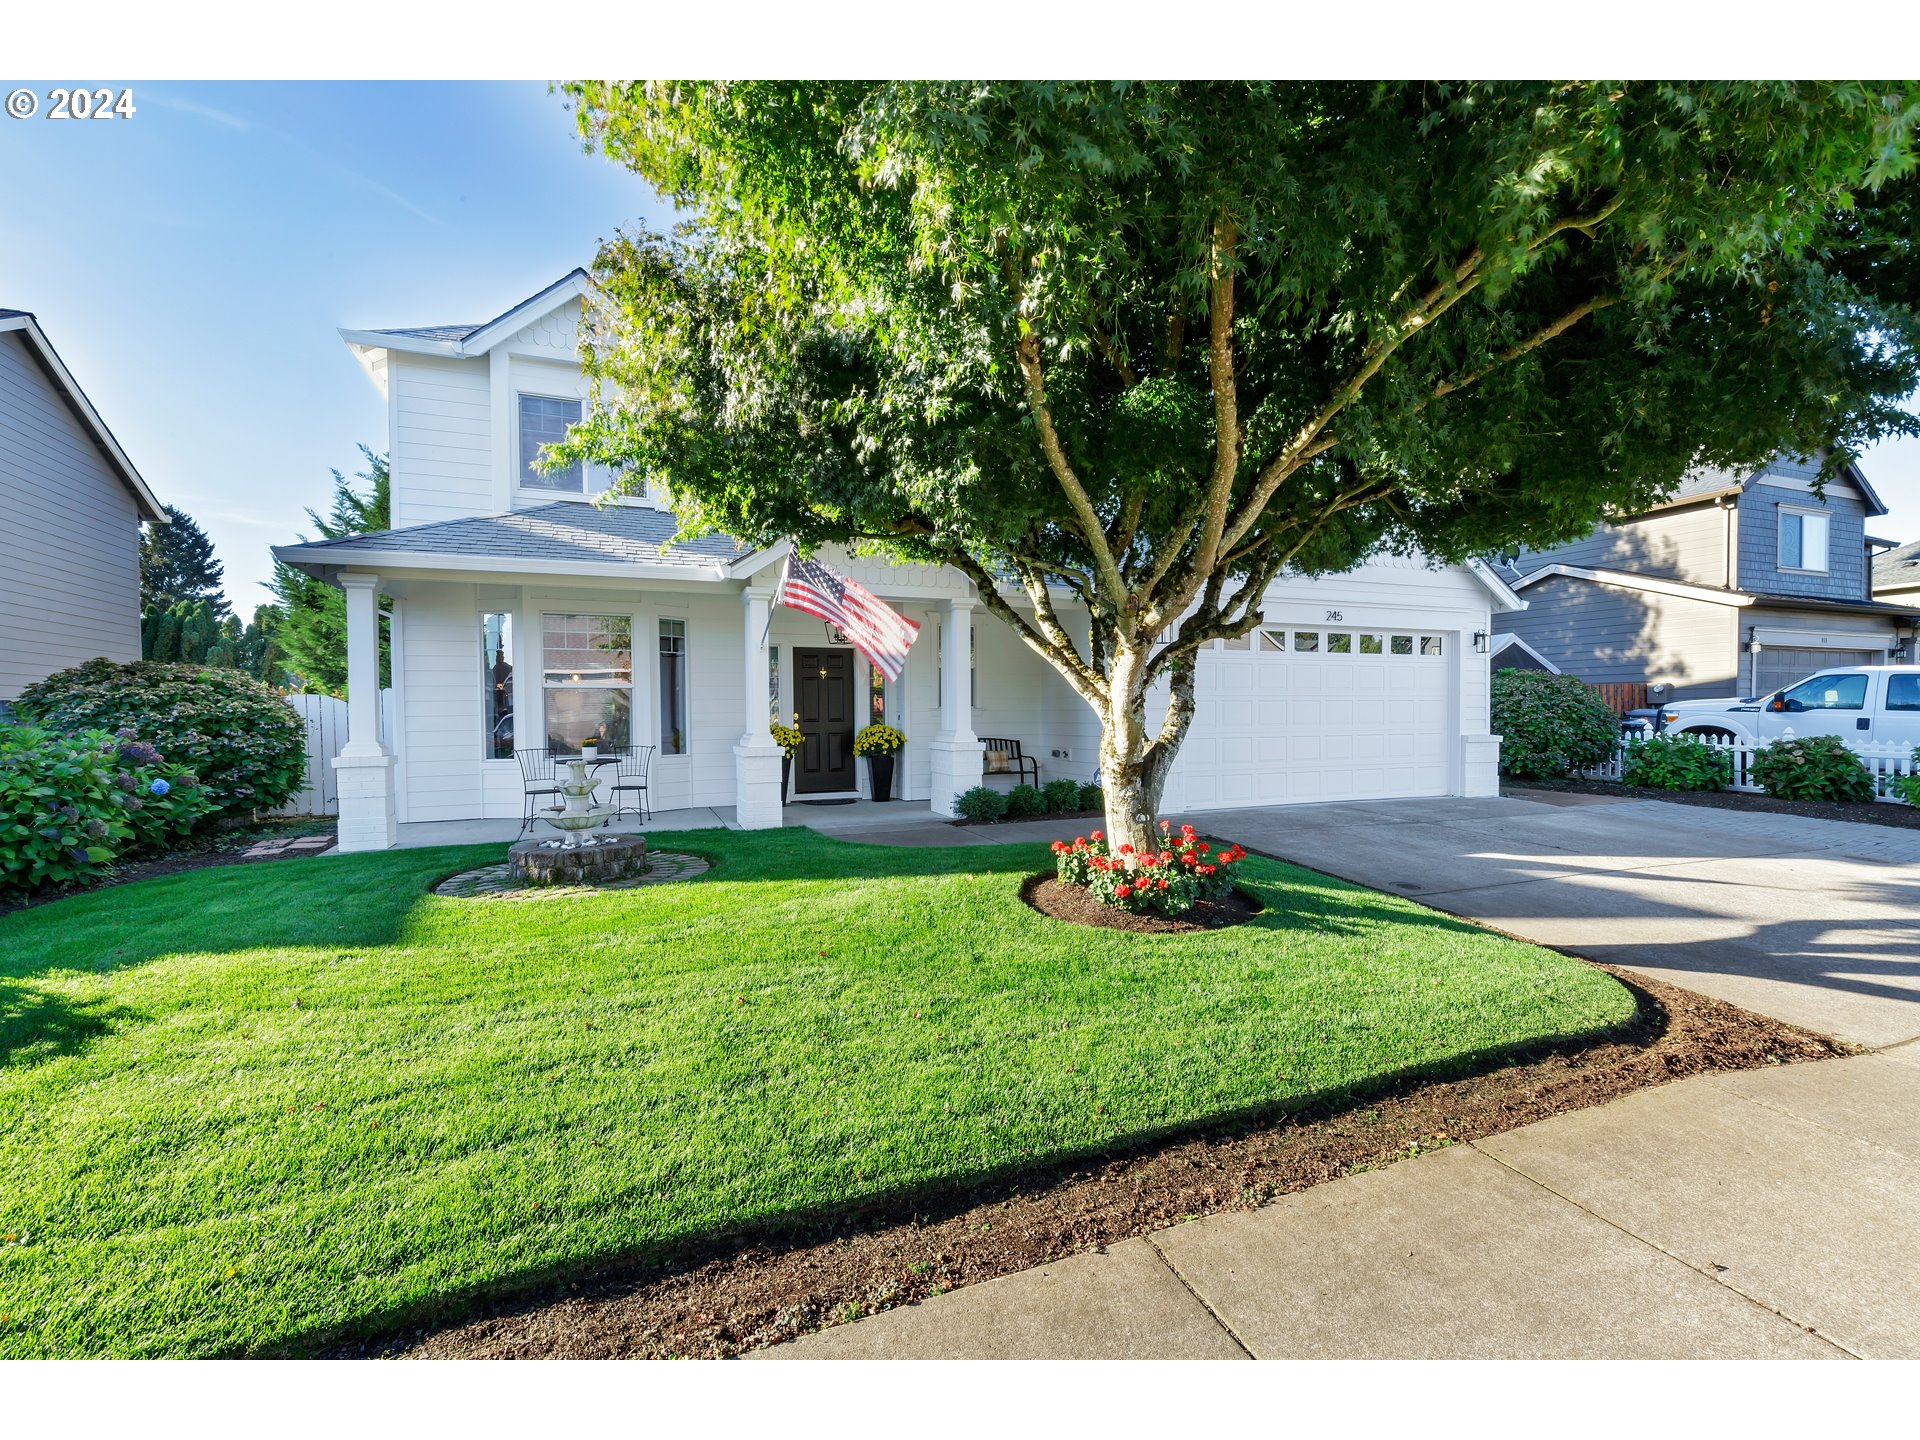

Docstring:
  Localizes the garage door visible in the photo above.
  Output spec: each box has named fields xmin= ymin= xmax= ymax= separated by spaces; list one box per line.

xmin=1754 ymin=647 xmax=1880 ymax=698
xmin=1167 ymin=624 xmax=1454 ymax=811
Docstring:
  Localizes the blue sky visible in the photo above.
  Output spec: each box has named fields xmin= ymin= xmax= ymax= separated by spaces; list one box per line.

xmin=3 ymin=78 xmax=1917 ymax=619
xmin=0 ymin=81 xmax=673 ymax=615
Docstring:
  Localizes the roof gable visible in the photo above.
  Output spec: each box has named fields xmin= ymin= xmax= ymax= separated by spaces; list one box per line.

xmin=339 ymin=269 xmax=592 ymax=361
xmin=0 ymin=312 xmax=164 ymax=521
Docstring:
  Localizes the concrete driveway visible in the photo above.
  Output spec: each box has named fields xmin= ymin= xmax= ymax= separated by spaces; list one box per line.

xmin=1195 ymin=791 xmax=1920 ymax=1049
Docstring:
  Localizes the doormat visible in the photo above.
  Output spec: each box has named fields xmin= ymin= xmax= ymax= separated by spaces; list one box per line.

xmin=793 ymin=798 xmax=859 ymax=806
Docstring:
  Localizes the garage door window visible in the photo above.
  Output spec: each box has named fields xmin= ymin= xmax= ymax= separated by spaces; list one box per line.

xmin=1391 ymin=635 xmax=1413 ymax=655
xmin=1326 ymin=633 xmax=1352 ymax=654
xmin=1358 ymin=633 xmax=1383 ymax=654
xmin=1421 ymin=636 xmax=1444 ymax=656
xmin=1291 ymin=631 xmax=1318 ymax=652
xmin=1258 ymin=630 xmax=1285 ymax=652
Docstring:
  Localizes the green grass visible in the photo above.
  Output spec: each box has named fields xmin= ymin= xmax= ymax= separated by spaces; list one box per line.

xmin=0 ymin=829 xmax=1634 ymax=1357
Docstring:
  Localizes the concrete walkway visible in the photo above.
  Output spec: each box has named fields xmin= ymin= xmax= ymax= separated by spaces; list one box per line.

xmin=769 ymin=1048 xmax=1920 ymax=1359
xmin=760 ymin=792 xmax=1920 ymax=1359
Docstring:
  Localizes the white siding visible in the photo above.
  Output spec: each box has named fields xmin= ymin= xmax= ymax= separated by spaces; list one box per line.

xmin=388 ymin=353 xmax=493 ymax=528
xmin=0 ymin=331 xmax=142 ymax=701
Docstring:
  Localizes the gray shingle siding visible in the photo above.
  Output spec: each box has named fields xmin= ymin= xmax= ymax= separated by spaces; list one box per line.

xmin=1737 ymin=482 xmax=1868 ymax=601
xmin=1510 ymin=502 xmax=1734 ymax=589
xmin=1496 ymin=574 xmax=1739 ymax=699
xmin=279 ymin=500 xmax=753 ymax=571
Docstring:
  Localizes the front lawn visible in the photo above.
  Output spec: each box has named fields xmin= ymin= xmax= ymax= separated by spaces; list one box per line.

xmin=0 ymin=829 xmax=1633 ymax=1357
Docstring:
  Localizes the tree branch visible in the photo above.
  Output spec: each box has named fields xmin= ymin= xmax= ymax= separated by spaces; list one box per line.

xmin=1012 ymin=328 xmax=1129 ymax=610
xmin=1430 ymin=293 xmax=1618 ymax=401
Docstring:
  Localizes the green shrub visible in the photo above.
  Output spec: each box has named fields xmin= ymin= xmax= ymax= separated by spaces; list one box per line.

xmin=1491 ymin=669 xmax=1621 ymax=780
xmin=1042 ymin=778 xmax=1082 ymax=813
xmin=1004 ymin=783 xmax=1047 ymax=818
xmin=0 ymin=722 xmax=215 ymax=895
xmin=1077 ymin=782 xmax=1104 ymax=812
xmin=1750 ymin=734 xmax=1874 ymax=803
xmin=1894 ymin=748 xmax=1920 ymax=806
xmin=17 ymin=659 xmax=306 ymax=815
xmin=1620 ymin=734 xmax=1733 ymax=792
xmin=953 ymin=785 xmax=1008 ymax=821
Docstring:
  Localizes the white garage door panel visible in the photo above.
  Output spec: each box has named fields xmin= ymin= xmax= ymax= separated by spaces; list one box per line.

xmin=1168 ymin=625 xmax=1455 ymax=811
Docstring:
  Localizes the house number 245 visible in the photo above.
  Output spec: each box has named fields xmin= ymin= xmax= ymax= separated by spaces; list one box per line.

xmin=1324 ymin=610 xmax=1344 ymax=622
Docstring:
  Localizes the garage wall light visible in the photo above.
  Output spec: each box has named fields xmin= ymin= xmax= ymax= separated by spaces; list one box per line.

xmin=1472 ymin=630 xmax=1489 ymax=654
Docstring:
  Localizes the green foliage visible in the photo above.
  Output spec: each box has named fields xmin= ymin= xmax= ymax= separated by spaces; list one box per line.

xmin=1491 ymin=669 xmax=1621 ymax=780
xmin=1750 ymin=734 xmax=1874 ymax=802
xmin=953 ymin=785 xmax=1008 ymax=821
xmin=1893 ymin=748 xmax=1920 ymax=806
xmin=1077 ymin=782 xmax=1105 ymax=812
xmin=141 ymin=599 xmax=283 ymax=682
xmin=1620 ymin=733 xmax=1734 ymax=791
xmin=140 ymin=504 xmax=227 ymax=617
xmin=0 ymin=722 xmax=215 ymax=895
xmin=1055 ymin=822 xmax=1250 ymax=917
xmin=16 ymin=660 xmax=306 ymax=816
xmin=1004 ymin=782 xmax=1047 ymax=818
xmin=0 ymin=829 xmax=1632 ymax=1356
xmin=1042 ymin=778 xmax=1082 ymax=813
xmin=558 ymin=81 xmax=1919 ymax=826
xmin=267 ymin=448 xmax=391 ymax=695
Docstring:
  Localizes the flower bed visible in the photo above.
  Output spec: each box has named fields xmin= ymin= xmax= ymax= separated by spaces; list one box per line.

xmin=1051 ymin=820 xmax=1249 ymax=918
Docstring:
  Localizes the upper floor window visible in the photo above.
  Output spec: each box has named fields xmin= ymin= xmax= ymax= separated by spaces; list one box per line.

xmin=1778 ymin=507 xmax=1830 ymax=573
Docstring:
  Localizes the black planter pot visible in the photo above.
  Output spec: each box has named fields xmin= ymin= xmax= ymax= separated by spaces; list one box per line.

xmin=868 ymin=752 xmax=897 ymax=802
xmin=781 ymin=755 xmax=793 ymax=803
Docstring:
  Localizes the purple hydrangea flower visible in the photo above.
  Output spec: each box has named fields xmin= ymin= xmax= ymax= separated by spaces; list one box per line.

xmin=116 ymin=772 xmax=137 ymax=793
xmin=86 ymin=818 xmax=109 ymax=839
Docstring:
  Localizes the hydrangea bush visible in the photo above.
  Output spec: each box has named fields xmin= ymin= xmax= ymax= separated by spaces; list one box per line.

xmin=0 ymin=721 xmax=216 ymax=895
xmin=1620 ymin=733 xmax=1734 ymax=791
xmin=1052 ymin=820 xmax=1248 ymax=916
xmin=1750 ymin=733 xmax=1874 ymax=803
xmin=1490 ymin=669 xmax=1622 ymax=780
xmin=16 ymin=659 xmax=306 ymax=815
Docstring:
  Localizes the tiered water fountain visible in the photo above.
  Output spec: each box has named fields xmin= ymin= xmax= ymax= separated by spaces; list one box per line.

xmin=506 ymin=751 xmax=649 ymax=887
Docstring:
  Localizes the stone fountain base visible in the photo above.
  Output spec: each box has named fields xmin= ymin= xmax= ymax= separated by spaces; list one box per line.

xmin=507 ymin=832 xmax=648 ymax=887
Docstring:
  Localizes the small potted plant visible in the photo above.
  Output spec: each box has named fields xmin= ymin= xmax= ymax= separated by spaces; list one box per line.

xmin=855 ymin=723 xmax=906 ymax=801
xmin=580 ymin=737 xmax=600 ymax=765
xmin=771 ymin=715 xmax=804 ymax=801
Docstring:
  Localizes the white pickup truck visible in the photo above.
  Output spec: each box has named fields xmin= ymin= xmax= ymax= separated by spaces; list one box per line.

xmin=1650 ymin=665 xmax=1920 ymax=748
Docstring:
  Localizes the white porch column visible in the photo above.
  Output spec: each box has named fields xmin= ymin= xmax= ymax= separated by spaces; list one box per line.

xmin=332 ymin=571 xmax=397 ymax=851
xmin=929 ymin=595 xmax=985 ymax=817
xmin=733 ymin=586 xmax=785 ymax=829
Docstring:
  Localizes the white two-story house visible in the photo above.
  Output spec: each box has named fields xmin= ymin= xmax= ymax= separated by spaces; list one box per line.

xmin=275 ymin=272 xmax=1521 ymax=851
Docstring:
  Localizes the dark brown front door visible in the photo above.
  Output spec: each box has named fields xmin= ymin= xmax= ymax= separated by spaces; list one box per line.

xmin=794 ymin=648 xmax=856 ymax=793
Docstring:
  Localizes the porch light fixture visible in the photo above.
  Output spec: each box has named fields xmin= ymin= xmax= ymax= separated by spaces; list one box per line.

xmin=824 ymin=621 xmax=850 ymax=646
xmin=1472 ymin=630 xmax=1489 ymax=654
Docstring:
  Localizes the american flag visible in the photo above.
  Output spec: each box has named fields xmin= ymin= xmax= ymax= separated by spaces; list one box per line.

xmin=774 ymin=553 xmax=922 ymax=682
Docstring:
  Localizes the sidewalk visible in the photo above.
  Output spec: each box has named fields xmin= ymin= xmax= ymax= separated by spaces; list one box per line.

xmin=765 ymin=1046 xmax=1920 ymax=1359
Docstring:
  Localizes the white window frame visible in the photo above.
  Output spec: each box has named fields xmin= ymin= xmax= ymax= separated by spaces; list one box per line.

xmin=514 ymin=390 xmax=629 ymax=503
xmin=479 ymin=610 xmax=517 ymax=762
xmin=538 ymin=611 xmax=637 ymax=755
xmin=1777 ymin=505 xmax=1831 ymax=575
xmin=658 ymin=616 xmax=690 ymax=756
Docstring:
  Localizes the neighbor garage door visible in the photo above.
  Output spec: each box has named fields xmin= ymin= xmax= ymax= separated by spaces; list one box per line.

xmin=1754 ymin=647 xmax=1880 ymax=698
xmin=1167 ymin=623 xmax=1454 ymax=811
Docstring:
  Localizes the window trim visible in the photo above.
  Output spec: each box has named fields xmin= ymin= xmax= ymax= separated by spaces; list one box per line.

xmin=1777 ymin=505 xmax=1832 ymax=575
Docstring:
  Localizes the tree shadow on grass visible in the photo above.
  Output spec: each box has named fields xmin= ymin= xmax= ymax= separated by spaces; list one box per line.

xmin=277 ymin=974 xmax=1665 ymax=1360
xmin=0 ymin=978 xmax=142 ymax=1071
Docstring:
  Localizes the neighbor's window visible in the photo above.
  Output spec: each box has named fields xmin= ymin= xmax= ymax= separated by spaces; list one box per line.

xmin=519 ymin=395 xmax=584 ymax=492
xmin=659 ymin=618 xmax=688 ymax=755
xmin=1780 ymin=672 xmax=1866 ymax=711
xmin=542 ymin=613 xmax=632 ymax=754
xmin=1779 ymin=508 xmax=1831 ymax=572
xmin=482 ymin=613 xmax=514 ymax=759
xmin=1888 ymin=673 xmax=1920 ymax=711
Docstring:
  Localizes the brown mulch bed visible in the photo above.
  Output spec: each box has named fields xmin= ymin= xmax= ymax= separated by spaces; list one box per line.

xmin=1022 ymin=873 xmax=1261 ymax=933
xmin=332 ymin=968 xmax=1842 ymax=1361
xmin=1508 ymin=778 xmax=1920 ymax=830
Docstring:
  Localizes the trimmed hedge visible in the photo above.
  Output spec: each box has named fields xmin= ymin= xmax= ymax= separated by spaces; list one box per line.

xmin=1491 ymin=669 xmax=1621 ymax=780
xmin=953 ymin=785 xmax=1008 ymax=821
xmin=1620 ymin=733 xmax=1733 ymax=792
xmin=1 ymin=721 xmax=217 ymax=895
xmin=1004 ymin=783 xmax=1047 ymax=818
xmin=1042 ymin=778 xmax=1082 ymax=813
xmin=16 ymin=659 xmax=306 ymax=815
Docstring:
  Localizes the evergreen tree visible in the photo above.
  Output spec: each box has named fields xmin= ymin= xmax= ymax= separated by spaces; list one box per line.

xmin=266 ymin=448 xmax=391 ymax=695
xmin=140 ymin=505 xmax=229 ymax=617
xmin=138 ymin=598 xmax=283 ymax=682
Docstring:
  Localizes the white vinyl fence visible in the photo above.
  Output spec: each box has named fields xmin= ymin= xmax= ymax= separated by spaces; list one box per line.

xmin=1582 ymin=729 xmax=1918 ymax=804
xmin=275 ymin=690 xmax=394 ymax=816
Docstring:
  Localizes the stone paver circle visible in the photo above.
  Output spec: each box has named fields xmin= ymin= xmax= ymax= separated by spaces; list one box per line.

xmin=433 ymin=850 xmax=710 ymax=899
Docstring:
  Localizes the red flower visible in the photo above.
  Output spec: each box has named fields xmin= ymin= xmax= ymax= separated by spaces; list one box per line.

xmin=1199 ymin=864 xmax=1215 ymax=876
xmin=1157 ymin=878 xmax=1169 ymax=890
xmin=1159 ymin=819 xmax=1171 ymax=830
xmin=1090 ymin=830 xmax=1103 ymax=841
xmin=1181 ymin=824 xmax=1195 ymax=837
xmin=1051 ymin=840 xmax=1066 ymax=854
xmin=1116 ymin=883 xmax=1132 ymax=898
xmin=1181 ymin=852 xmax=1195 ymax=865
xmin=1118 ymin=842 xmax=1134 ymax=855
xmin=1198 ymin=841 xmax=1210 ymax=853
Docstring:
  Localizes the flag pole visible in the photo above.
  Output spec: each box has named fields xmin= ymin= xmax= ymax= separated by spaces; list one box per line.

xmin=758 ymin=552 xmax=789 ymax=653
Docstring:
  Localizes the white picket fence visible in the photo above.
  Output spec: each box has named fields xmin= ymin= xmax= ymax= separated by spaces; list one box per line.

xmin=275 ymin=690 xmax=394 ymax=816
xmin=1582 ymin=729 xmax=1919 ymax=804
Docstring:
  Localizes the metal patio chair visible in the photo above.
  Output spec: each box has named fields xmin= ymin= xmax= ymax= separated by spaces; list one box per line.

xmin=607 ymin=744 xmax=656 ymax=823
xmin=514 ymin=748 xmax=563 ymax=837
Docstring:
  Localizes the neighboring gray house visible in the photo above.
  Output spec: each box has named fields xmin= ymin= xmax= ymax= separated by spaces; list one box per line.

xmin=0 ymin=309 xmax=165 ymax=706
xmin=1493 ymin=454 xmax=1920 ymax=700
xmin=1873 ymin=535 xmax=1920 ymax=610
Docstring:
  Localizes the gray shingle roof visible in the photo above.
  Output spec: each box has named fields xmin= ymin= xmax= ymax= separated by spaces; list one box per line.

xmin=1873 ymin=537 xmax=1920 ymax=592
xmin=367 ymin=322 xmax=482 ymax=343
xmin=279 ymin=501 xmax=754 ymax=571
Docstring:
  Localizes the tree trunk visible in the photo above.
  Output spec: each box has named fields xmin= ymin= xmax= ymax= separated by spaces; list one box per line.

xmin=1095 ymin=644 xmax=1196 ymax=854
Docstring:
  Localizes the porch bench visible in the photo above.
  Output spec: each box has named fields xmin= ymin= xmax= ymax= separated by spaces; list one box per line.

xmin=979 ymin=737 xmax=1041 ymax=788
